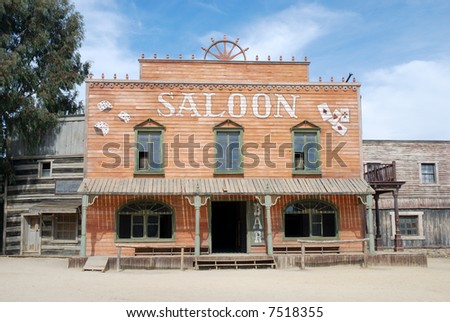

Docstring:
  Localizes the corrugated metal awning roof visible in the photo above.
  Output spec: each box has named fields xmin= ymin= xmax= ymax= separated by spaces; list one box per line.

xmin=78 ymin=178 xmax=374 ymax=196
xmin=30 ymin=200 xmax=82 ymax=214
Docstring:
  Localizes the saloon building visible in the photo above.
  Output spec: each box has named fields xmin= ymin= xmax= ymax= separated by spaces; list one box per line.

xmin=77 ymin=37 xmax=375 ymax=261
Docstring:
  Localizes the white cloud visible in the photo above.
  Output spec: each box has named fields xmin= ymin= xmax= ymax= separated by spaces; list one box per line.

xmin=239 ymin=3 xmax=354 ymax=59
xmin=73 ymin=0 xmax=139 ymax=105
xmin=361 ymin=60 xmax=450 ymax=140
xmin=75 ymin=0 xmax=138 ymax=79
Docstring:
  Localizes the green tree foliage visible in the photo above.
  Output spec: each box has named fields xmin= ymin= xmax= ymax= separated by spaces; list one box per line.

xmin=0 ymin=0 xmax=89 ymax=175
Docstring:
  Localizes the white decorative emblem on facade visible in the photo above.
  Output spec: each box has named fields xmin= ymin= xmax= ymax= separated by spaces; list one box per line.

xmin=97 ymin=100 xmax=112 ymax=111
xmin=317 ymin=103 xmax=349 ymax=136
xmin=118 ymin=111 xmax=131 ymax=123
xmin=94 ymin=121 xmax=110 ymax=136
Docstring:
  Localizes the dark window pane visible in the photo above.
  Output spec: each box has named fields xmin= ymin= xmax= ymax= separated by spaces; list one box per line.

xmin=159 ymin=215 xmax=172 ymax=238
xmin=147 ymin=224 xmax=158 ymax=238
xmin=311 ymin=214 xmax=322 ymax=236
xmin=118 ymin=215 xmax=131 ymax=238
xmin=285 ymin=214 xmax=309 ymax=237
xmin=322 ymin=213 xmax=336 ymax=237
xmin=132 ymin=215 xmax=144 ymax=237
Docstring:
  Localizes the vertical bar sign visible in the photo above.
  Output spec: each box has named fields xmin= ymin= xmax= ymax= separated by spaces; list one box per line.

xmin=251 ymin=202 xmax=265 ymax=245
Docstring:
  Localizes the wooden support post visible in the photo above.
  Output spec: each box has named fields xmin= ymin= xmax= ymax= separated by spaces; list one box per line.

xmin=180 ymin=247 xmax=185 ymax=271
xmin=194 ymin=195 xmax=201 ymax=256
xmin=366 ymin=194 xmax=375 ymax=254
xmin=374 ymin=193 xmax=383 ymax=249
xmin=117 ymin=245 xmax=121 ymax=272
xmin=80 ymin=194 xmax=88 ymax=257
xmin=264 ymin=194 xmax=273 ymax=256
xmin=362 ymin=240 xmax=368 ymax=268
xmin=300 ymin=243 xmax=306 ymax=270
xmin=393 ymin=189 xmax=404 ymax=252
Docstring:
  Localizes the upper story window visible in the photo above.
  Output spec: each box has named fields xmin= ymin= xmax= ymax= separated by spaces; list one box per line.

xmin=420 ymin=163 xmax=437 ymax=184
xmin=134 ymin=119 xmax=165 ymax=174
xmin=39 ymin=160 xmax=52 ymax=178
xmin=291 ymin=121 xmax=321 ymax=175
xmin=213 ymin=119 xmax=243 ymax=174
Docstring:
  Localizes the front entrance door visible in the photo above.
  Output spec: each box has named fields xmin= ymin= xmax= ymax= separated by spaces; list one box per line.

xmin=24 ymin=216 xmax=40 ymax=253
xmin=211 ymin=201 xmax=247 ymax=253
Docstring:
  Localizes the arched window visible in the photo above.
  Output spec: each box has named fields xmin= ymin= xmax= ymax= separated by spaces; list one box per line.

xmin=117 ymin=200 xmax=173 ymax=240
xmin=284 ymin=200 xmax=337 ymax=238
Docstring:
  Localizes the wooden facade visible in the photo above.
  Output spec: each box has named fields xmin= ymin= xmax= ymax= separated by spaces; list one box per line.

xmin=363 ymin=140 xmax=450 ymax=248
xmin=3 ymin=116 xmax=84 ymax=256
xmin=81 ymin=43 xmax=372 ymax=258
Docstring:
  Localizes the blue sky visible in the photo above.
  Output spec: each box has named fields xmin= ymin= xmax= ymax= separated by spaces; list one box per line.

xmin=73 ymin=0 xmax=450 ymax=140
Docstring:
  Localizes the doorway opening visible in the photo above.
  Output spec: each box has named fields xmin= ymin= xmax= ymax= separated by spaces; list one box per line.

xmin=23 ymin=216 xmax=41 ymax=254
xmin=211 ymin=201 xmax=247 ymax=253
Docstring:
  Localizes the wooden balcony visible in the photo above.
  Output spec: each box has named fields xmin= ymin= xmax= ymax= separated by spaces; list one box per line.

xmin=364 ymin=162 xmax=397 ymax=183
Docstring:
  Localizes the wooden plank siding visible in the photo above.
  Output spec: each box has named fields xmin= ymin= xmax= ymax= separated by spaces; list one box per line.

xmin=85 ymin=81 xmax=362 ymax=179
xmin=363 ymin=140 xmax=450 ymax=248
xmin=139 ymin=60 xmax=310 ymax=83
xmin=86 ymin=193 xmax=362 ymax=256
xmin=4 ymin=117 xmax=85 ymax=255
xmin=83 ymin=58 xmax=365 ymax=256
xmin=362 ymin=140 xmax=450 ymax=209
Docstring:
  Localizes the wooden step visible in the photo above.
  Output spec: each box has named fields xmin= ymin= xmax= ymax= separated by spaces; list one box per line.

xmin=194 ymin=256 xmax=277 ymax=270
xmin=83 ymin=256 xmax=109 ymax=272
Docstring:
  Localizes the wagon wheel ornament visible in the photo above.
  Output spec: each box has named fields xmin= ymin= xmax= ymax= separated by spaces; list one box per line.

xmin=202 ymin=35 xmax=249 ymax=61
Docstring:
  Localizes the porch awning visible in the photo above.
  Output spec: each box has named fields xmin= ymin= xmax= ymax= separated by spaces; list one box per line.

xmin=30 ymin=200 xmax=82 ymax=214
xmin=77 ymin=178 xmax=374 ymax=196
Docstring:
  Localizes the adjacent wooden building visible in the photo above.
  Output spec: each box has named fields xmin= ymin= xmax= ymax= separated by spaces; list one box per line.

xmin=363 ymin=140 xmax=450 ymax=250
xmin=2 ymin=115 xmax=84 ymax=256
xmin=78 ymin=38 xmax=374 ymax=258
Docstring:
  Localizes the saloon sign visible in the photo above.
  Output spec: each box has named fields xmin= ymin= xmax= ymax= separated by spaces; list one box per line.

xmin=157 ymin=92 xmax=299 ymax=119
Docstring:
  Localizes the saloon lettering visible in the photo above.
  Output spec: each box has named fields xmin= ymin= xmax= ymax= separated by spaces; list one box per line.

xmin=157 ymin=92 xmax=299 ymax=119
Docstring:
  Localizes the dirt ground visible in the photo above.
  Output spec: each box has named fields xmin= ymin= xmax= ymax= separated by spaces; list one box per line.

xmin=0 ymin=256 xmax=449 ymax=302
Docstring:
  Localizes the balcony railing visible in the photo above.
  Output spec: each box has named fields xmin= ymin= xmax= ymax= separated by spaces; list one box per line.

xmin=364 ymin=162 xmax=397 ymax=182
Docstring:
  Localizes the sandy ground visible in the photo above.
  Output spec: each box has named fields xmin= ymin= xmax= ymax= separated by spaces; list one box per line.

xmin=0 ymin=256 xmax=449 ymax=302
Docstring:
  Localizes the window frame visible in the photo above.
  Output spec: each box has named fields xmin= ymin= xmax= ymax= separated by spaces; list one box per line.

xmin=54 ymin=213 xmax=78 ymax=241
xmin=134 ymin=127 xmax=165 ymax=175
xmin=390 ymin=211 xmax=425 ymax=240
xmin=291 ymin=128 xmax=321 ymax=175
xmin=283 ymin=199 xmax=339 ymax=240
xmin=419 ymin=162 xmax=438 ymax=185
xmin=213 ymin=128 xmax=244 ymax=175
xmin=115 ymin=200 xmax=175 ymax=242
xmin=38 ymin=160 xmax=53 ymax=178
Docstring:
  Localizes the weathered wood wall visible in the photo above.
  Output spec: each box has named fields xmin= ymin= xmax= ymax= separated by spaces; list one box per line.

xmin=363 ymin=140 xmax=450 ymax=248
xmin=86 ymin=60 xmax=362 ymax=179
xmin=139 ymin=59 xmax=310 ymax=82
xmin=5 ymin=117 xmax=84 ymax=255
xmin=363 ymin=140 xmax=450 ymax=209
xmin=377 ymin=209 xmax=450 ymax=247
xmin=86 ymin=193 xmax=362 ymax=256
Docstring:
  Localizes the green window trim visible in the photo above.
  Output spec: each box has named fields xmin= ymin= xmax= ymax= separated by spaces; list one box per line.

xmin=134 ymin=127 xmax=165 ymax=174
xmin=283 ymin=199 xmax=339 ymax=240
xmin=291 ymin=127 xmax=321 ymax=175
xmin=213 ymin=128 xmax=244 ymax=175
xmin=116 ymin=200 xmax=175 ymax=242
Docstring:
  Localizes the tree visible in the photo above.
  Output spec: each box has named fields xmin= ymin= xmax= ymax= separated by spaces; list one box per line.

xmin=0 ymin=0 xmax=89 ymax=178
